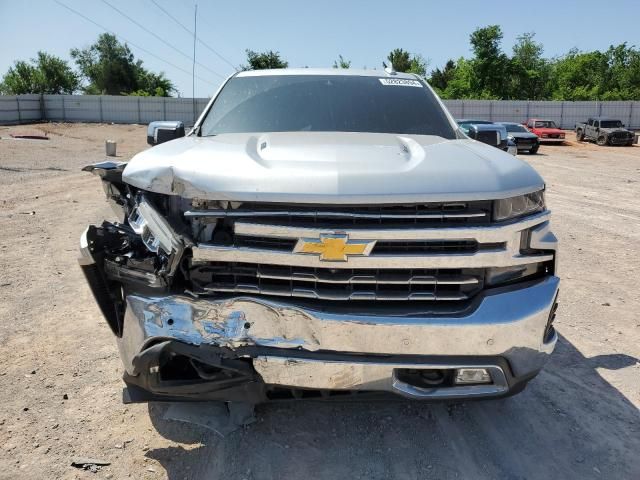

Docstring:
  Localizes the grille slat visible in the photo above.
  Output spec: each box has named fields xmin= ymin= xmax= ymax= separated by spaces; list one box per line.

xmin=189 ymin=263 xmax=484 ymax=303
xmin=186 ymin=201 xmax=493 ymax=228
xmin=229 ymin=236 xmax=491 ymax=255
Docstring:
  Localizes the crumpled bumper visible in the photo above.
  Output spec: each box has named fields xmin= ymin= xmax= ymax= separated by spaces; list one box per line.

xmin=116 ymin=276 xmax=559 ymax=402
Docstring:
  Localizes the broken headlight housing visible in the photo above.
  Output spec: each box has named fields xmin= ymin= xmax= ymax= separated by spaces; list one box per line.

xmin=128 ymin=196 xmax=183 ymax=256
xmin=493 ymin=190 xmax=545 ymax=222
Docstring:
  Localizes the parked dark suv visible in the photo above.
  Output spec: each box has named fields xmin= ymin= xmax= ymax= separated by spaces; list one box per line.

xmin=497 ymin=122 xmax=540 ymax=154
xmin=457 ymin=119 xmax=517 ymax=156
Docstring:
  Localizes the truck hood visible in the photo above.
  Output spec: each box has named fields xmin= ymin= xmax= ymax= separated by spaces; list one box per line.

xmin=533 ymin=127 xmax=564 ymax=135
xmin=600 ymin=128 xmax=631 ymax=133
xmin=508 ymin=132 xmax=539 ymax=140
xmin=122 ymin=132 xmax=545 ymax=203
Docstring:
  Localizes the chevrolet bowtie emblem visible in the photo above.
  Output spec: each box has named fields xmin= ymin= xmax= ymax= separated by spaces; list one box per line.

xmin=293 ymin=234 xmax=376 ymax=262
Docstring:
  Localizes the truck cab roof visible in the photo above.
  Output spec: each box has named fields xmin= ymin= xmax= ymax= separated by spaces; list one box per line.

xmin=589 ymin=117 xmax=622 ymax=122
xmin=235 ymin=68 xmax=420 ymax=79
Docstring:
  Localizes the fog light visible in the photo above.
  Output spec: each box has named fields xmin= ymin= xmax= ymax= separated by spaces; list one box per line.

xmin=454 ymin=368 xmax=492 ymax=384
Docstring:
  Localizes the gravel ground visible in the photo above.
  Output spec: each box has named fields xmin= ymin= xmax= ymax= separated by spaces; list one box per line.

xmin=0 ymin=123 xmax=638 ymax=480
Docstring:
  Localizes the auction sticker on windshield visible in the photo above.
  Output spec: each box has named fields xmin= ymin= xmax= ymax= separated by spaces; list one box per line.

xmin=378 ymin=78 xmax=423 ymax=87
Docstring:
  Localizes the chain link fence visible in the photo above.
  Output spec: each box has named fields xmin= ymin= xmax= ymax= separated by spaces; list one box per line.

xmin=1 ymin=94 xmax=639 ymax=129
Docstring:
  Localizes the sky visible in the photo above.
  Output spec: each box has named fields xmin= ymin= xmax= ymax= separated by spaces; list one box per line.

xmin=1 ymin=0 xmax=639 ymax=97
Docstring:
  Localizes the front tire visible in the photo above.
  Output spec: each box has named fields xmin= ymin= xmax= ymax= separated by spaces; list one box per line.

xmin=529 ymin=145 xmax=539 ymax=154
xmin=576 ymin=129 xmax=584 ymax=142
xmin=597 ymin=135 xmax=608 ymax=146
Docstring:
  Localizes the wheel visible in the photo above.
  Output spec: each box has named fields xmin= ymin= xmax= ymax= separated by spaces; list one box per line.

xmin=529 ymin=145 xmax=539 ymax=154
xmin=627 ymin=141 xmax=634 ymax=147
xmin=596 ymin=135 xmax=608 ymax=146
xmin=576 ymin=129 xmax=584 ymax=141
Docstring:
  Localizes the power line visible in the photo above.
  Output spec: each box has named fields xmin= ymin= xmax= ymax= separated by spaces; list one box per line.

xmin=54 ymin=0 xmax=219 ymax=88
xmin=99 ymin=0 xmax=227 ymax=80
xmin=149 ymin=0 xmax=237 ymax=71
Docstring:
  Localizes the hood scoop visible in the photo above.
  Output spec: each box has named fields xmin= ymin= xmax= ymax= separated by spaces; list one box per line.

xmin=247 ymin=132 xmax=429 ymax=173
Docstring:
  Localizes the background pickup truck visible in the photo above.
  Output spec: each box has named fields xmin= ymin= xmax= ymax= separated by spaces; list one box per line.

xmin=576 ymin=117 xmax=638 ymax=146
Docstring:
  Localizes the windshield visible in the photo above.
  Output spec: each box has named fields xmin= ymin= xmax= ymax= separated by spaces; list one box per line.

xmin=534 ymin=121 xmax=558 ymax=128
xmin=200 ymin=75 xmax=456 ymax=138
xmin=600 ymin=120 xmax=623 ymax=128
xmin=503 ymin=124 xmax=528 ymax=133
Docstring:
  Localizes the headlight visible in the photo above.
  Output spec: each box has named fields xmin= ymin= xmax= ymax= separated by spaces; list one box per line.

xmin=128 ymin=195 xmax=183 ymax=255
xmin=494 ymin=190 xmax=545 ymax=221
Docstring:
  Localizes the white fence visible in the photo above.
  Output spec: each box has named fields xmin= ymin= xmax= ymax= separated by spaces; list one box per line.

xmin=444 ymin=100 xmax=640 ymax=129
xmin=1 ymin=94 xmax=640 ymax=129
xmin=0 ymin=95 xmax=209 ymax=126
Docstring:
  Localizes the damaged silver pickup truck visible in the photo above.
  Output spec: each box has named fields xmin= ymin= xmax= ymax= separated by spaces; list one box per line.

xmin=79 ymin=69 xmax=559 ymax=403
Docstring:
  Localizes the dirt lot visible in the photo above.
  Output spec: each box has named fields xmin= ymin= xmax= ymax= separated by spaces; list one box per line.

xmin=0 ymin=123 xmax=638 ymax=480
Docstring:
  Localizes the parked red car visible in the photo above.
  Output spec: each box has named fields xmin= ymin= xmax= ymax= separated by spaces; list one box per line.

xmin=524 ymin=119 xmax=566 ymax=143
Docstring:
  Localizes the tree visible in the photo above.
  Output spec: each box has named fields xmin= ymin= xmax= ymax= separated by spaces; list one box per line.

xmin=469 ymin=25 xmax=509 ymax=98
xmin=0 ymin=51 xmax=79 ymax=94
xmin=386 ymin=48 xmax=411 ymax=72
xmin=71 ymin=33 xmax=174 ymax=96
xmin=407 ymin=54 xmax=428 ymax=77
xmin=384 ymin=49 xmax=428 ymax=77
xmin=439 ymin=58 xmax=477 ymax=99
xmin=243 ymin=50 xmax=288 ymax=70
xmin=601 ymin=43 xmax=640 ymax=100
xmin=333 ymin=55 xmax=351 ymax=69
xmin=510 ymin=33 xmax=550 ymax=99
xmin=429 ymin=59 xmax=457 ymax=92
xmin=548 ymin=48 xmax=608 ymax=100
xmin=134 ymin=70 xmax=175 ymax=98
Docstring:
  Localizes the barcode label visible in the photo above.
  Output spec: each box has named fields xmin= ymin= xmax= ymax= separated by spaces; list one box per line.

xmin=378 ymin=78 xmax=423 ymax=87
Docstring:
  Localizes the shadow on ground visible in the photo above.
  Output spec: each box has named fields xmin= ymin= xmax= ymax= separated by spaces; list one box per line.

xmin=145 ymin=334 xmax=640 ymax=480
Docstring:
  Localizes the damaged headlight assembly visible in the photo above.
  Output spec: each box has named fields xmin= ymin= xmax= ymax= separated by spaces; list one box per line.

xmin=493 ymin=190 xmax=545 ymax=222
xmin=128 ymin=196 xmax=183 ymax=256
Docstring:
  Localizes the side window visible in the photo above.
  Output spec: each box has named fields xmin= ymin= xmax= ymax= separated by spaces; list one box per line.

xmin=594 ymin=120 xmax=599 ymax=128
xmin=527 ymin=120 xmax=533 ymax=128
xmin=587 ymin=119 xmax=593 ymax=126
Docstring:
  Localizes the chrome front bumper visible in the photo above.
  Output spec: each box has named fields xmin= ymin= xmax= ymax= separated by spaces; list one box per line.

xmin=118 ymin=275 xmax=559 ymax=400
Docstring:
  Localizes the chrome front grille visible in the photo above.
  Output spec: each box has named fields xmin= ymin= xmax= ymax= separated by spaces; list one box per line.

xmin=187 ymin=204 xmax=554 ymax=304
xmin=189 ymin=263 xmax=485 ymax=302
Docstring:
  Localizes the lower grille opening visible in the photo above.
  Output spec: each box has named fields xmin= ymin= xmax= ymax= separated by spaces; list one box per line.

xmin=158 ymin=353 xmax=251 ymax=384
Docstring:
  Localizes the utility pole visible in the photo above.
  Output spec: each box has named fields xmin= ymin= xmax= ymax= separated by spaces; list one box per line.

xmin=192 ymin=3 xmax=198 ymax=126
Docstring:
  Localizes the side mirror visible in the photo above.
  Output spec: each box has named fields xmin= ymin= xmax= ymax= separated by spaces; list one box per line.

xmin=147 ymin=121 xmax=185 ymax=146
